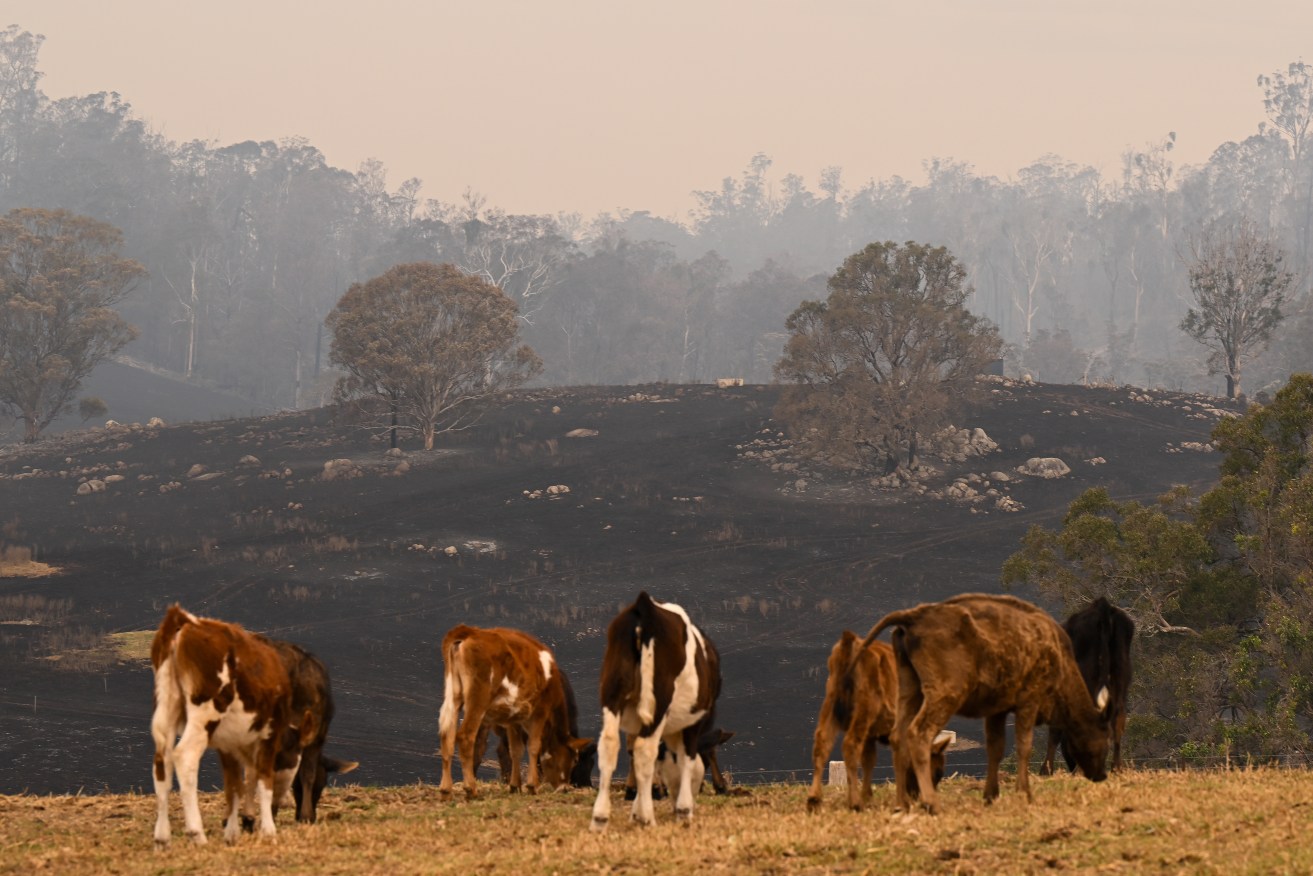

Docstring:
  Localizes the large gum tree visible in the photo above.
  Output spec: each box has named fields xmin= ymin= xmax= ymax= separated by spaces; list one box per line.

xmin=0 ymin=208 xmax=144 ymax=442
xmin=326 ymin=262 xmax=542 ymax=450
xmin=774 ymin=240 xmax=1002 ymax=472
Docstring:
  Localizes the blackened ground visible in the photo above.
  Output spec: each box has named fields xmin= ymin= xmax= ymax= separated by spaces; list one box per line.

xmin=0 ymin=381 xmax=1228 ymax=794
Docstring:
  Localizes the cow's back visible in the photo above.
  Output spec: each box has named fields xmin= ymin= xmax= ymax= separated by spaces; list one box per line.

xmin=901 ymin=594 xmax=1072 ymax=717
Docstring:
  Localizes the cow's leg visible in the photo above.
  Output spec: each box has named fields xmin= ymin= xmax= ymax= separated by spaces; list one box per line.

xmin=252 ymin=738 xmax=279 ymax=837
xmin=841 ymin=710 xmax=874 ymax=811
xmin=1039 ymin=728 xmax=1057 ymax=776
xmin=1013 ymin=707 xmax=1039 ymax=803
xmin=1112 ymin=706 xmax=1126 ymax=771
xmin=590 ymin=708 xmax=622 ymax=832
xmin=150 ymin=703 xmax=179 ymax=848
xmin=173 ymin=717 xmax=210 ymax=844
xmin=507 ymin=724 xmax=528 ymax=793
xmin=294 ymin=746 xmax=318 ymax=823
xmin=454 ymin=692 xmax=491 ymax=800
xmin=859 ymin=735 xmax=878 ymax=810
xmin=806 ymin=699 xmax=836 ymax=811
xmin=706 ymin=740 xmax=730 ymax=795
xmin=524 ymin=718 xmax=547 ymax=795
xmin=669 ymin=732 xmax=699 ymax=822
xmin=982 ymin=712 xmax=1008 ymax=804
xmin=219 ymin=752 xmax=244 ymax=844
xmin=437 ymin=671 xmax=462 ymax=799
xmin=629 ymin=731 xmax=662 ymax=826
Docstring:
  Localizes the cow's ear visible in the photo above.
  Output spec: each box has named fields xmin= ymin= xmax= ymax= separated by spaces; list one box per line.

xmin=1095 ymin=686 xmax=1110 ymax=715
xmin=717 ymin=730 xmax=735 ymax=744
xmin=297 ymin=709 xmax=318 ymax=747
xmin=932 ymin=730 xmax=955 ymax=754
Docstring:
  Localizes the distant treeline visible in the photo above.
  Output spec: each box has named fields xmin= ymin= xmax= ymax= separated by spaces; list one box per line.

xmin=3 ymin=25 xmax=1311 ymax=407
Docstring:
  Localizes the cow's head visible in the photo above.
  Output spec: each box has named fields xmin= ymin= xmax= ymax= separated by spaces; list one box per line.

xmin=540 ymin=736 xmax=596 ymax=789
xmin=1068 ymin=686 xmax=1112 ymax=782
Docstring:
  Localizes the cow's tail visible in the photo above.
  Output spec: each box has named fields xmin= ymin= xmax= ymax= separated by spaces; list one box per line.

xmin=438 ymin=627 xmax=474 ymax=741
xmin=599 ymin=592 xmax=650 ymax=718
xmin=832 ymin=631 xmax=859 ymax=730
xmin=857 ymin=606 xmax=927 ymax=654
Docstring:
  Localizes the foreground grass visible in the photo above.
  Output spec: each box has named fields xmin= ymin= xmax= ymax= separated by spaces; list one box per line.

xmin=2 ymin=769 xmax=1311 ymax=874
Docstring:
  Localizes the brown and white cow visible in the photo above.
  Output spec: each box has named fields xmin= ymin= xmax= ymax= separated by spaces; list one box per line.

xmin=807 ymin=630 xmax=951 ymax=811
xmin=438 ymin=625 xmax=593 ymax=799
xmin=590 ymin=591 xmax=721 ymax=831
xmin=150 ymin=605 xmax=313 ymax=846
xmin=861 ymin=593 xmax=1110 ymax=814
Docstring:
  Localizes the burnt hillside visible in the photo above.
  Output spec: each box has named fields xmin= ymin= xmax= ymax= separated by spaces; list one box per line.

xmin=0 ymin=380 xmax=1228 ymax=794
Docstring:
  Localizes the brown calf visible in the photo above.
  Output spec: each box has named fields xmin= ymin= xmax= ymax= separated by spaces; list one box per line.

xmin=438 ymin=625 xmax=593 ymax=799
xmin=265 ymin=639 xmax=358 ymax=823
xmin=590 ymin=592 xmax=721 ymax=831
xmin=862 ymin=593 xmax=1110 ymax=814
xmin=807 ymin=631 xmax=950 ymax=811
xmin=150 ymin=605 xmax=312 ymax=846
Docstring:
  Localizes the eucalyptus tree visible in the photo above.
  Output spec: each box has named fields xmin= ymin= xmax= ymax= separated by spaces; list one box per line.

xmin=774 ymin=241 xmax=1002 ymax=472
xmin=326 ymin=262 xmax=540 ymax=450
xmin=1181 ymin=221 xmax=1292 ymax=399
xmin=0 ymin=208 xmax=145 ymax=441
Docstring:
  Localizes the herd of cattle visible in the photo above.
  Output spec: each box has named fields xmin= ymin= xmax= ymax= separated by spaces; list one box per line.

xmin=147 ymin=591 xmax=1134 ymax=846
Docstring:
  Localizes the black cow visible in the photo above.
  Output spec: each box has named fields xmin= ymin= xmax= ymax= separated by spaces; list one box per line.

xmin=1041 ymin=596 xmax=1135 ymax=775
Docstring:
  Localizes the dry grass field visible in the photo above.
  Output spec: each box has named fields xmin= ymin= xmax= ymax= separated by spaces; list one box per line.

xmin=2 ymin=769 xmax=1310 ymax=875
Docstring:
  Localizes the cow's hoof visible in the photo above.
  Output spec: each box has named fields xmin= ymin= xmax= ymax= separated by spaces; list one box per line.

xmin=186 ymin=830 xmax=207 ymax=846
xmin=805 ymin=796 xmax=821 ymax=813
xmin=589 ymin=817 xmax=608 ymax=833
xmin=675 ymin=807 xmax=692 ymax=823
xmin=240 ymin=815 xmax=255 ymax=833
xmin=525 ymin=785 xmax=537 ymax=796
xmin=509 ymin=785 xmax=520 ymax=795
xmin=464 ymin=788 xmax=477 ymax=801
xmin=153 ymin=837 xmax=169 ymax=851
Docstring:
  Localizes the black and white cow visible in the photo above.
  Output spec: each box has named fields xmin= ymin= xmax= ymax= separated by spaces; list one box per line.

xmin=591 ymin=592 xmax=721 ymax=831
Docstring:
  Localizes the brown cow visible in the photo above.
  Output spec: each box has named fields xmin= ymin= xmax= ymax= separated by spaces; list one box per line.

xmin=438 ymin=625 xmax=593 ymax=799
xmin=861 ymin=593 xmax=1110 ymax=814
xmin=265 ymin=639 xmax=358 ymax=823
xmin=150 ymin=605 xmax=313 ymax=846
xmin=807 ymin=631 xmax=951 ymax=811
xmin=590 ymin=592 xmax=721 ymax=831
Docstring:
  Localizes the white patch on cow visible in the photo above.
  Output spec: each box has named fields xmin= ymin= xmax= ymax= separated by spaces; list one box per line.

xmin=652 ymin=599 xmax=708 ymax=734
xmin=538 ymin=649 xmax=554 ymax=682
xmin=1096 ymin=685 xmax=1110 ymax=713
xmin=590 ymin=708 xmax=623 ymax=832
xmin=438 ymin=670 xmax=458 ymax=738
xmin=496 ymin=676 xmax=521 ymax=708
xmin=638 ymin=636 xmax=656 ymax=725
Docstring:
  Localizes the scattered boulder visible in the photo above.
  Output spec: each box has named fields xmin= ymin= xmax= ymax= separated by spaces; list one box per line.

xmin=384 ymin=447 xmax=405 ymax=458
xmin=238 ymin=455 xmax=261 ymax=468
xmin=1017 ymin=457 xmax=1071 ymax=479
xmin=186 ymin=464 xmax=207 ymax=479
xmin=147 ymin=417 xmax=166 ymax=428
xmin=75 ymin=479 xmax=106 ymax=496
xmin=565 ymin=428 xmax=599 ymax=438
xmin=321 ymin=459 xmax=362 ymax=481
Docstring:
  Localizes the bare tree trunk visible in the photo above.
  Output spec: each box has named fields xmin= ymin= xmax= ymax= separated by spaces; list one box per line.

xmin=390 ymin=400 xmax=399 ymax=450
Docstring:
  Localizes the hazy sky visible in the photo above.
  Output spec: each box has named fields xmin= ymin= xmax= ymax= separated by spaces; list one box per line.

xmin=7 ymin=1 xmax=1311 ymax=220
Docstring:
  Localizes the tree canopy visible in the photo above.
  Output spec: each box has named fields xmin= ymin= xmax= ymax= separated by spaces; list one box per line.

xmin=0 ymin=207 xmax=144 ymax=441
xmin=326 ymin=262 xmax=541 ymax=450
xmin=773 ymin=241 xmax=1002 ymax=472
xmin=1181 ymin=222 xmax=1292 ymax=399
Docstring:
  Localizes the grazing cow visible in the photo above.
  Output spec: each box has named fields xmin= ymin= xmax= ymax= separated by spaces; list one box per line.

xmin=480 ymin=669 xmax=596 ymax=789
xmin=861 ymin=593 xmax=1110 ymax=814
xmin=591 ymin=591 xmax=721 ymax=831
xmin=1041 ymin=597 xmax=1135 ymax=775
xmin=623 ymin=726 xmax=735 ymax=800
xmin=438 ymin=625 xmax=593 ymax=799
xmin=265 ymin=639 xmax=359 ymax=823
xmin=807 ymin=631 xmax=951 ymax=811
xmin=150 ymin=605 xmax=313 ymax=846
